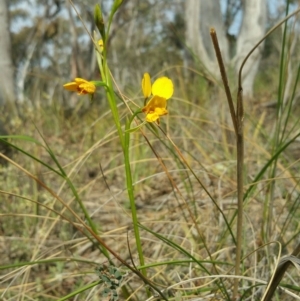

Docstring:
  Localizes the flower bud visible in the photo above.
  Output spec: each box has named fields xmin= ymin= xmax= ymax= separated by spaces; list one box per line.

xmin=98 ymin=39 xmax=104 ymax=53
xmin=94 ymin=4 xmax=105 ymax=40
xmin=112 ymin=0 xmax=123 ymax=15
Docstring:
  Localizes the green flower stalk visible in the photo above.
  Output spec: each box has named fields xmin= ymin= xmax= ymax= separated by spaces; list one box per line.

xmin=63 ymin=3 xmax=174 ymax=289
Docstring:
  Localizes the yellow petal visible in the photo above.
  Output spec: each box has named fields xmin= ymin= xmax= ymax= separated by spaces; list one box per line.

xmin=145 ymin=108 xmax=168 ymax=123
xmin=152 ymin=77 xmax=173 ymax=99
xmin=78 ymin=82 xmax=96 ymax=94
xmin=75 ymin=78 xmax=90 ymax=85
xmin=154 ymin=107 xmax=168 ymax=116
xmin=63 ymin=82 xmax=78 ymax=92
xmin=142 ymin=73 xmax=152 ymax=98
xmin=142 ymin=96 xmax=167 ymax=113
xmin=145 ymin=112 xmax=159 ymax=122
xmin=142 ymin=96 xmax=168 ymax=123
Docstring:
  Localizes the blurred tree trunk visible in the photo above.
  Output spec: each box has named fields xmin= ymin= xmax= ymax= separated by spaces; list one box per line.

xmin=185 ymin=0 xmax=267 ymax=97
xmin=185 ymin=0 xmax=229 ymax=77
xmin=235 ymin=0 xmax=267 ymax=96
xmin=0 ymin=0 xmax=15 ymax=104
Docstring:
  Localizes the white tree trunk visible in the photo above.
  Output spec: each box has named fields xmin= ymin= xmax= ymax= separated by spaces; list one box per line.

xmin=185 ymin=0 xmax=228 ymax=78
xmin=235 ymin=0 xmax=267 ymax=97
xmin=185 ymin=0 xmax=267 ymax=97
xmin=0 ymin=0 xmax=15 ymax=104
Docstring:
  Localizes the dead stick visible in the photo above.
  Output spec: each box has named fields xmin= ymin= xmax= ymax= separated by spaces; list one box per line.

xmin=210 ymin=28 xmax=237 ymax=136
xmin=210 ymin=28 xmax=244 ymax=300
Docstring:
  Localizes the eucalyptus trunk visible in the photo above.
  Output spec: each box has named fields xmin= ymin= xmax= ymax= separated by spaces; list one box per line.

xmin=0 ymin=0 xmax=15 ymax=104
xmin=185 ymin=0 xmax=267 ymax=97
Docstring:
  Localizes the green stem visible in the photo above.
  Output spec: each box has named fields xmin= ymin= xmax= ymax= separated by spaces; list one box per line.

xmin=95 ymin=47 xmax=125 ymax=150
xmin=266 ymin=0 xmax=290 ymax=241
xmin=233 ymin=86 xmax=244 ymax=299
xmin=95 ymin=23 xmax=147 ymax=288
xmin=124 ymin=111 xmax=146 ymax=277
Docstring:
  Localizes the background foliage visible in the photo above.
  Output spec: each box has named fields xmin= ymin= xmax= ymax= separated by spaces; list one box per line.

xmin=7 ymin=0 xmax=294 ymax=105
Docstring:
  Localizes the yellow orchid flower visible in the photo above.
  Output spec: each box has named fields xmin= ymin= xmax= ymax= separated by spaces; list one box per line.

xmin=63 ymin=78 xmax=96 ymax=95
xmin=141 ymin=75 xmax=173 ymax=123
xmin=142 ymin=96 xmax=168 ymax=123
